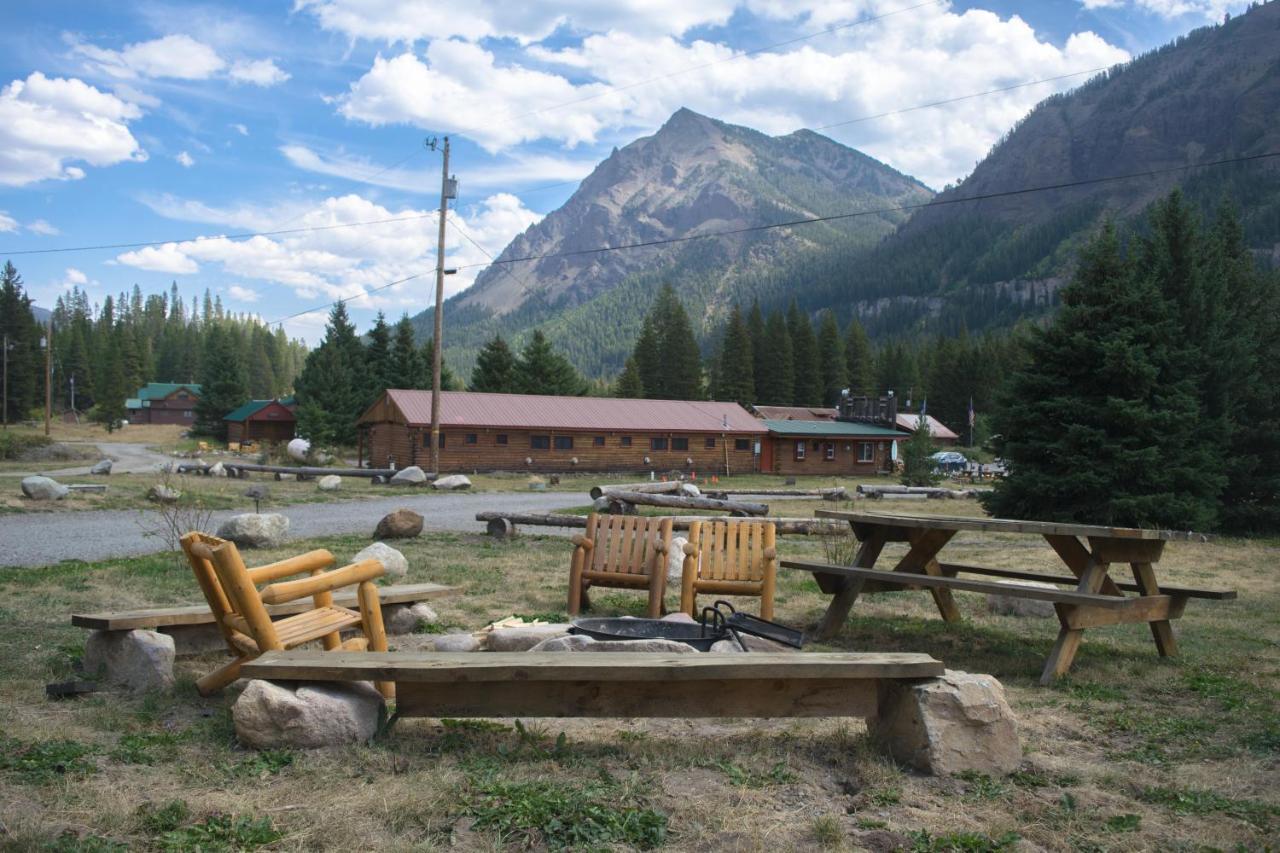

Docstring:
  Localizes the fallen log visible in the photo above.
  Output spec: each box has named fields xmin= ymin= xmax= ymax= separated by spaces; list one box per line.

xmin=475 ymin=511 xmax=847 ymax=537
xmin=588 ymin=481 xmax=684 ymax=500
xmin=605 ymin=490 xmax=768 ymax=516
xmin=64 ymin=484 xmax=108 ymax=493
xmin=704 ymin=487 xmax=849 ymax=501
xmin=221 ymin=463 xmax=402 ymax=482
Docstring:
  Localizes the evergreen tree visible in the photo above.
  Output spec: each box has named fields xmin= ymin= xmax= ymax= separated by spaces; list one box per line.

xmin=844 ymin=318 xmax=874 ymax=397
xmin=614 ymin=357 xmax=645 ymax=398
xmin=193 ymin=324 xmax=249 ymax=440
xmin=875 ymin=341 xmax=921 ymax=401
xmin=655 ymin=285 xmax=703 ymax=400
xmin=900 ymin=418 xmax=940 ymax=487
xmin=0 ymin=261 xmax=40 ymax=422
xmin=984 ymin=222 xmax=1222 ymax=530
xmin=816 ymin=310 xmax=847 ymax=406
xmin=365 ymin=312 xmax=393 ymax=397
xmin=756 ymin=310 xmax=794 ymax=405
xmin=786 ymin=300 xmax=822 ymax=406
xmin=90 ymin=339 xmax=127 ymax=432
xmin=746 ymin=300 xmax=767 ymax=402
xmin=632 ymin=317 xmax=662 ymax=398
xmin=711 ymin=305 xmax=754 ymax=403
xmin=419 ymin=336 xmax=458 ymax=391
xmin=470 ymin=335 xmax=518 ymax=393
xmin=247 ymin=330 xmax=276 ymax=399
xmin=389 ymin=314 xmax=422 ymax=390
xmin=515 ymin=331 xmax=586 ymax=396
xmin=294 ymin=303 xmax=368 ymax=446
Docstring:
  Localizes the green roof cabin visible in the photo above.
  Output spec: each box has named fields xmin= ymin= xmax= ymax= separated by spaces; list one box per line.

xmin=126 ymin=383 xmax=202 ymax=426
xmin=224 ymin=399 xmax=297 ymax=445
xmin=759 ymin=419 xmax=903 ymax=476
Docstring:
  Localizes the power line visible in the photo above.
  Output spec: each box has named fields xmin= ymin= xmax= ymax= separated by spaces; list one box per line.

xmin=266 ymin=272 xmax=430 ymax=326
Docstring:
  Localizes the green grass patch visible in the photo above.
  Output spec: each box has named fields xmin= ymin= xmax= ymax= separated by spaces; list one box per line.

xmin=954 ymin=770 xmax=1009 ymax=801
xmin=465 ymin=778 xmax=667 ymax=851
xmin=0 ymin=737 xmax=97 ymax=784
xmin=156 ymin=813 xmax=284 ymax=851
xmin=908 ymin=829 xmax=1021 ymax=852
xmin=712 ymin=759 xmax=798 ymax=788
xmin=1139 ymin=785 xmax=1279 ymax=829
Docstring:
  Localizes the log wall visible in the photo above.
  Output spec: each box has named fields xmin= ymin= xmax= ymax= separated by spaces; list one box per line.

xmin=766 ymin=437 xmax=894 ymax=476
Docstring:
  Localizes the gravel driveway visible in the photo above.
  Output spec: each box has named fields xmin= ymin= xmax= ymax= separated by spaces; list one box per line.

xmin=3 ymin=442 xmax=175 ymax=478
xmin=0 ymin=490 xmax=589 ymax=568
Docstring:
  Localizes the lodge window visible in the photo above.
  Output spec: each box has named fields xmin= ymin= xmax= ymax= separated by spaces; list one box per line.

xmin=465 ymin=433 xmax=477 ymax=444
xmin=794 ymin=440 xmax=806 ymax=461
xmin=705 ymin=437 xmax=716 ymax=449
xmin=183 ymin=410 xmax=193 ymax=418
xmin=735 ymin=439 xmax=750 ymax=451
xmin=825 ymin=442 xmax=835 ymax=461
xmin=496 ymin=434 xmax=508 ymax=445
xmin=531 ymin=435 xmax=550 ymax=449
xmin=593 ymin=436 xmax=605 ymax=447
xmin=423 ymin=433 xmax=446 ymax=448
xmin=672 ymin=437 xmax=689 ymax=451
xmin=620 ymin=436 xmax=632 ymax=447
xmin=650 ymin=437 xmax=668 ymax=451
xmin=858 ymin=442 xmax=874 ymax=462
xmin=554 ymin=436 xmax=574 ymax=450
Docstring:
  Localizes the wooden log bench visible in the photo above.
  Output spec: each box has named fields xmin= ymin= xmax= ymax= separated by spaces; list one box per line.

xmin=72 ymin=583 xmax=458 ymax=655
xmin=476 ymin=511 xmax=847 ymax=539
xmin=240 ymin=650 xmax=944 ymax=719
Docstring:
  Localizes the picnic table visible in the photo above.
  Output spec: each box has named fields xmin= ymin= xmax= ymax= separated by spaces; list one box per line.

xmin=783 ymin=511 xmax=1235 ymax=684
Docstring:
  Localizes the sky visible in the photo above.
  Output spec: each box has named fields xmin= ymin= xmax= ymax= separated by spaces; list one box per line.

xmin=0 ymin=0 xmax=1250 ymax=342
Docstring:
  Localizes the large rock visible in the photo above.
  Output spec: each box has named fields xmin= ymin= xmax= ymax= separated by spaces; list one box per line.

xmin=390 ymin=466 xmax=427 ymax=486
xmin=661 ymin=612 xmax=697 ymax=624
xmin=233 ymin=680 xmax=384 ymax=749
xmin=666 ymin=536 xmax=689 ymax=585
xmin=432 ymin=633 xmax=482 ymax=652
xmin=317 ymin=474 xmax=341 ymax=491
xmin=870 ymin=670 xmax=1021 ymax=776
xmin=432 ymin=474 xmax=471 ymax=491
xmin=530 ymin=634 xmax=696 ymax=653
xmin=21 ymin=475 xmax=68 ymax=501
xmin=384 ymin=603 xmax=438 ymax=635
xmin=352 ymin=541 xmax=408 ymax=579
xmin=679 ymin=482 xmax=701 ymax=497
xmin=286 ymin=438 xmax=311 ymax=462
xmin=486 ymin=623 xmax=572 ymax=651
xmin=710 ymin=639 xmax=746 ymax=653
xmin=208 ymin=461 xmax=227 ymax=477
xmin=373 ymin=509 xmax=423 ymax=540
xmin=148 ymin=485 xmax=181 ymax=503
xmin=82 ymin=629 xmax=175 ymax=692
xmin=160 ymin=623 xmax=228 ymax=656
xmin=89 ymin=459 xmax=112 ymax=476
xmin=217 ymin=513 xmax=290 ymax=548
xmin=986 ymin=582 xmax=1059 ymax=618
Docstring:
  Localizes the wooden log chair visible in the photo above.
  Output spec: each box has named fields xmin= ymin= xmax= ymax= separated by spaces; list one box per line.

xmin=178 ymin=532 xmax=392 ymax=698
xmin=568 ymin=514 xmax=674 ymax=618
xmin=680 ymin=520 xmax=778 ymax=620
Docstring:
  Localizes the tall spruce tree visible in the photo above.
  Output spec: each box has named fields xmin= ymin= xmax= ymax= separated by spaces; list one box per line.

xmin=816 ymin=310 xmax=847 ymax=406
xmin=746 ymin=300 xmax=767 ymax=403
xmin=984 ymin=222 xmax=1221 ymax=530
xmin=90 ymin=338 xmax=127 ymax=432
xmin=652 ymin=284 xmax=703 ymax=400
xmin=900 ymin=419 xmax=940 ymax=486
xmin=470 ymin=335 xmax=518 ymax=393
xmin=786 ymin=300 xmax=822 ymax=406
xmin=711 ymin=305 xmax=754 ymax=403
xmin=193 ymin=324 xmax=249 ymax=440
xmin=365 ymin=312 xmax=393 ymax=398
xmin=388 ymin=314 xmax=422 ymax=389
xmin=419 ymin=336 xmax=458 ymax=391
xmin=632 ymin=317 xmax=662 ymax=398
xmin=294 ymin=302 xmax=368 ymax=446
xmin=515 ymin=330 xmax=586 ymax=396
xmin=757 ymin=310 xmax=794 ymax=405
xmin=0 ymin=261 xmax=40 ymax=422
xmin=844 ymin=318 xmax=874 ymax=397
xmin=614 ymin=357 xmax=644 ymax=398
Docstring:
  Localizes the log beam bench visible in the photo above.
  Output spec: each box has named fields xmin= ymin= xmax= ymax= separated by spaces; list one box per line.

xmin=72 ymin=582 xmax=457 ymax=656
xmin=240 ymin=650 xmax=945 ymax=719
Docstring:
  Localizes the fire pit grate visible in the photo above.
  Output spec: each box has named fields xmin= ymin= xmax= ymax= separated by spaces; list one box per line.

xmin=570 ymin=602 xmax=804 ymax=652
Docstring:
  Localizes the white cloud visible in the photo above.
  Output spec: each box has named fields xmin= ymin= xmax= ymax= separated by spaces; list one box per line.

xmin=0 ymin=72 xmax=146 ymax=186
xmin=27 ymin=219 xmax=60 ymax=236
xmin=116 ymin=242 xmax=200 ymax=274
xmin=63 ymin=267 xmax=88 ymax=285
xmin=295 ymin=0 xmax=738 ymax=43
xmin=338 ymin=6 xmax=1129 ymax=186
xmin=228 ymin=284 xmax=260 ymax=302
xmin=1079 ymin=0 xmax=1248 ymax=18
xmin=229 ymin=58 xmax=290 ymax=86
xmin=0 ymin=211 xmax=17 ymax=232
xmin=176 ymin=150 xmax=195 ymax=167
xmin=74 ymin=34 xmax=226 ymax=80
xmin=231 ymin=123 xmax=249 ymax=136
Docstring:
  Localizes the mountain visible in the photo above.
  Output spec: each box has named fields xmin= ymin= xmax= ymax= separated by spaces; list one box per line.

xmin=792 ymin=1 xmax=1280 ymax=335
xmin=414 ymin=108 xmax=932 ymax=377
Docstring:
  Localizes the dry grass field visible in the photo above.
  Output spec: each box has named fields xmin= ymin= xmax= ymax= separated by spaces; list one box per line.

xmin=0 ymin=498 xmax=1275 ymax=851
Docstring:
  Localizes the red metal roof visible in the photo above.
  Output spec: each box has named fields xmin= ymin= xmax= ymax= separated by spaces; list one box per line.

xmin=896 ymin=413 xmax=960 ymax=440
xmin=751 ymin=405 xmax=838 ymax=421
xmin=372 ymin=390 xmax=767 ymax=434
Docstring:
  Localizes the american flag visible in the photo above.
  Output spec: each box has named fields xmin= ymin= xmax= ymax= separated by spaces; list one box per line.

xmin=968 ymin=396 xmax=975 ymax=427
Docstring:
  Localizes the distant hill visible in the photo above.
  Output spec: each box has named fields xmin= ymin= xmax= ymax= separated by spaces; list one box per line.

xmin=413 ymin=108 xmax=932 ymax=377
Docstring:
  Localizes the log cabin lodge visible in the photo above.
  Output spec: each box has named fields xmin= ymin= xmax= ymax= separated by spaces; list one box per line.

xmin=358 ymin=390 xmax=766 ymax=474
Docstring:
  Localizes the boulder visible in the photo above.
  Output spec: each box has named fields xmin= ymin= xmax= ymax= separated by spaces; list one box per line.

xmin=432 ymin=474 xmax=471 ymax=491
xmin=82 ymin=629 xmax=175 ymax=692
xmin=530 ymin=634 xmax=697 ymax=653
xmin=89 ymin=459 xmax=112 ymax=476
xmin=317 ymin=475 xmax=342 ymax=491
xmin=986 ymin=582 xmax=1059 ymax=618
xmin=432 ymin=633 xmax=482 ymax=652
xmin=233 ymin=679 xmax=385 ymax=749
xmin=591 ymin=496 xmax=612 ymax=513
xmin=660 ymin=612 xmax=697 ymax=624
xmin=148 ymin=485 xmax=181 ymax=503
xmin=217 ymin=513 xmax=290 ymax=548
xmin=21 ymin=475 xmax=68 ymax=501
xmin=286 ymin=438 xmax=311 ymax=462
xmin=666 ymin=536 xmax=689 ymax=584
xmin=486 ymin=623 xmax=572 ymax=652
xmin=390 ymin=466 xmax=427 ymax=486
xmin=208 ymin=461 xmax=227 ymax=477
xmin=384 ymin=603 xmax=438 ymax=635
xmin=373 ymin=508 xmax=423 ymax=540
xmin=736 ymin=633 xmax=800 ymax=652
xmin=679 ymin=482 xmax=701 ymax=497
xmin=352 ymin=541 xmax=408 ymax=580
xmin=710 ymin=639 xmax=746 ymax=653
xmin=870 ymin=670 xmax=1021 ymax=776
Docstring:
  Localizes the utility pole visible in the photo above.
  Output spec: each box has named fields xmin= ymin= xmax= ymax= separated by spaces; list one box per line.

xmin=44 ymin=318 xmax=52 ymax=436
xmin=426 ymin=136 xmax=456 ymax=475
xmin=2 ymin=333 xmax=8 ymax=430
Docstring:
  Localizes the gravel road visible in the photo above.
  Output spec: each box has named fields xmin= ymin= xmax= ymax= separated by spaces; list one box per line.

xmin=0 ymin=490 xmax=590 ymax=568
xmin=4 ymin=442 xmax=174 ymax=478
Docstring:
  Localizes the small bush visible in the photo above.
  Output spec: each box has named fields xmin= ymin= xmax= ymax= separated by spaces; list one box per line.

xmin=0 ymin=431 xmax=51 ymax=460
xmin=466 ymin=779 xmax=667 ymax=850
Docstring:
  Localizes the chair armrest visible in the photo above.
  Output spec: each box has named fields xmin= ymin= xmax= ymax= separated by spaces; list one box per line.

xmin=259 ymin=559 xmax=384 ymax=604
xmin=682 ymin=541 xmax=699 ymax=557
xmin=247 ymin=549 xmax=335 ymax=583
xmin=571 ymin=534 xmax=594 ymax=549
xmin=762 ymin=546 xmax=777 ymax=560
xmin=651 ymin=537 xmax=669 ymax=554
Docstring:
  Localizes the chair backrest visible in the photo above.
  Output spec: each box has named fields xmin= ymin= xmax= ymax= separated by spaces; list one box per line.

xmin=585 ymin=513 xmax=673 ymax=577
xmin=180 ymin=532 xmax=241 ymax=651
xmin=197 ymin=535 xmax=282 ymax=650
xmin=687 ymin=520 xmax=776 ymax=582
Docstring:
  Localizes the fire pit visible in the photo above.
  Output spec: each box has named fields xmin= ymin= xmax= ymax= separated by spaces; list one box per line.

xmin=569 ymin=602 xmax=804 ymax=651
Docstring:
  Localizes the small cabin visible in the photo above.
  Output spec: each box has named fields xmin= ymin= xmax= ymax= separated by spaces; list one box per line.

xmin=223 ymin=399 xmax=297 ymax=445
xmin=126 ymin=383 xmax=202 ymax=425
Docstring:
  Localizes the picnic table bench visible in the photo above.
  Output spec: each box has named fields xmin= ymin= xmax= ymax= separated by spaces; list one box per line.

xmin=783 ymin=511 xmax=1235 ymax=684
xmin=240 ymin=650 xmax=944 ymax=719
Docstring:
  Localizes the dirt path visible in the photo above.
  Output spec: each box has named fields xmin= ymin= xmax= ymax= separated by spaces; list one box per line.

xmin=1 ymin=442 xmax=174 ymax=478
xmin=0 ymin=489 xmax=589 ymax=568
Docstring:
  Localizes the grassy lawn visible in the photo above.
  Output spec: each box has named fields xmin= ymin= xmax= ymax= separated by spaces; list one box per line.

xmin=0 ymin=496 xmax=1275 ymax=851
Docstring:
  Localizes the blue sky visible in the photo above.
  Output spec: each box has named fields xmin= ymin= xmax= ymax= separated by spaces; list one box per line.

xmin=0 ymin=0 xmax=1247 ymax=342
